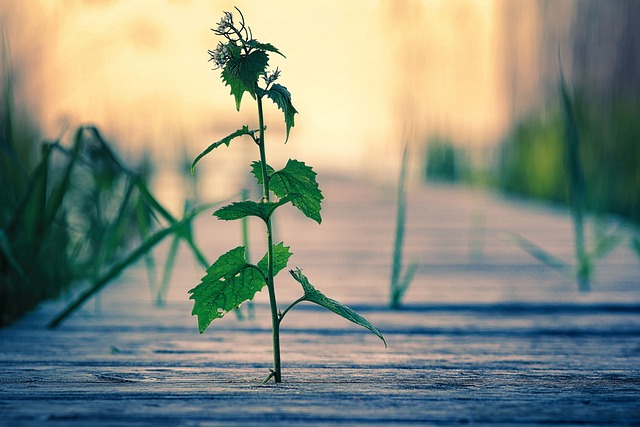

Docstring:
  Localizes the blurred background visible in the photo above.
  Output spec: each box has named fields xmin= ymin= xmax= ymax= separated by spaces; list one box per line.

xmin=2 ymin=0 xmax=639 ymax=221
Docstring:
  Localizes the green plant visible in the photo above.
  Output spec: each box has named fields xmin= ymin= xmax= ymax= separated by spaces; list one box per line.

xmin=188 ymin=8 xmax=385 ymax=383
xmin=508 ymin=74 xmax=622 ymax=291
xmin=559 ymin=73 xmax=590 ymax=289
xmin=389 ymin=141 xmax=417 ymax=309
xmin=45 ymin=126 xmax=218 ymax=328
xmin=0 ymin=118 xmax=213 ymax=327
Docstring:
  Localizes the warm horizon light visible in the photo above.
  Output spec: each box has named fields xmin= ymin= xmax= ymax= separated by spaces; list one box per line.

xmin=2 ymin=0 xmax=538 ymax=181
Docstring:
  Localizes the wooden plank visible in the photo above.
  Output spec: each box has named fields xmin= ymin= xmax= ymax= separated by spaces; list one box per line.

xmin=1 ymin=177 xmax=639 ymax=425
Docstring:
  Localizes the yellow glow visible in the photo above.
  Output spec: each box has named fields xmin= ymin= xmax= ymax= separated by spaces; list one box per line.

xmin=3 ymin=0 xmax=517 ymax=176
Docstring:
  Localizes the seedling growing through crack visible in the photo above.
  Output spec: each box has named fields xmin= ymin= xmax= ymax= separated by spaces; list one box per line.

xmin=188 ymin=8 xmax=385 ymax=383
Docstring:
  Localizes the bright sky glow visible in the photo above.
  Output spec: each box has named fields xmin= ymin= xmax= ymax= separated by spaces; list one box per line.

xmin=3 ymin=0 xmax=514 ymax=178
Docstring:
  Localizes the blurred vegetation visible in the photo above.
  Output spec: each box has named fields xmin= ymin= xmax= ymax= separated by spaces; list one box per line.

xmin=498 ymin=112 xmax=565 ymax=203
xmin=0 ymin=96 xmax=147 ymax=324
xmin=421 ymin=87 xmax=639 ymax=267
xmin=389 ymin=142 xmax=417 ymax=309
xmin=1 ymin=39 xmax=72 ymax=324
xmin=1 ymin=41 xmax=213 ymax=327
xmin=423 ymin=137 xmax=496 ymax=189
xmin=503 ymin=79 xmax=626 ymax=291
xmin=423 ymin=138 xmax=461 ymax=183
xmin=498 ymin=93 xmax=640 ymax=227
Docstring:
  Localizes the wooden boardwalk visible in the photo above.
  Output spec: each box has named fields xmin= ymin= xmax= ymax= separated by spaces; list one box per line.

xmin=1 ymin=176 xmax=639 ymax=426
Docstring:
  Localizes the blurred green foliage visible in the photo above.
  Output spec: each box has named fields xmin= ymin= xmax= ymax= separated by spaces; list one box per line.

xmin=425 ymin=138 xmax=458 ymax=182
xmin=1 ymin=41 xmax=211 ymax=326
xmin=423 ymin=138 xmax=464 ymax=183
xmin=1 ymin=41 xmax=72 ymax=324
xmin=499 ymin=112 xmax=566 ymax=203
xmin=0 ymin=95 xmax=154 ymax=325
xmin=499 ymin=94 xmax=640 ymax=226
xmin=423 ymin=138 xmax=496 ymax=189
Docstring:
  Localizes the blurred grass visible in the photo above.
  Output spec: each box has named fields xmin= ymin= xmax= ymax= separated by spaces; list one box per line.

xmin=494 ymin=79 xmax=636 ymax=288
xmin=389 ymin=141 xmax=417 ymax=309
xmin=1 ymin=34 xmax=72 ymax=325
xmin=1 ymin=37 xmax=214 ymax=326
xmin=421 ymin=84 xmax=639 ymax=231
xmin=420 ymin=78 xmax=639 ymax=275
xmin=498 ymin=93 xmax=640 ymax=227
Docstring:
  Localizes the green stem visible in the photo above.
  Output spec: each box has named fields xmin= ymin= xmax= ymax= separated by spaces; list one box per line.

xmin=279 ymin=295 xmax=306 ymax=323
xmin=257 ymin=95 xmax=282 ymax=383
xmin=241 ymin=188 xmax=254 ymax=319
xmin=390 ymin=142 xmax=409 ymax=309
xmin=560 ymin=76 xmax=590 ymax=291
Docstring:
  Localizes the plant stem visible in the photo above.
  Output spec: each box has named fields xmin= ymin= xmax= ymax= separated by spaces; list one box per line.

xmin=241 ymin=188 xmax=254 ymax=319
xmin=390 ymin=142 xmax=409 ymax=309
xmin=257 ymin=95 xmax=282 ymax=382
xmin=560 ymin=77 xmax=589 ymax=291
xmin=279 ymin=295 xmax=306 ymax=323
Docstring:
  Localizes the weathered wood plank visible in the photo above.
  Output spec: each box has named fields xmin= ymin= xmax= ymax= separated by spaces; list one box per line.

xmin=1 ymin=177 xmax=639 ymax=425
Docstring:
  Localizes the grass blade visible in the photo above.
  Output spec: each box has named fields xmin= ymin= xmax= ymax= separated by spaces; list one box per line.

xmin=48 ymin=204 xmax=212 ymax=328
xmin=560 ymin=73 xmax=589 ymax=290
xmin=507 ymin=231 xmax=569 ymax=272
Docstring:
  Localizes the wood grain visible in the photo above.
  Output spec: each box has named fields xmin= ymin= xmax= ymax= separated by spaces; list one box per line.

xmin=1 ymin=177 xmax=639 ymax=425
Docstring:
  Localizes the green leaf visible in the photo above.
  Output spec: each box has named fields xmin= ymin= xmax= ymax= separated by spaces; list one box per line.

xmin=188 ymin=244 xmax=292 ymax=333
xmin=507 ymin=232 xmax=569 ymax=272
xmin=289 ymin=268 xmax=386 ymax=347
xmin=591 ymin=232 xmax=622 ymax=259
xmin=266 ymin=83 xmax=297 ymax=142
xmin=191 ymin=126 xmax=256 ymax=175
xmin=50 ymin=202 xmax=213 ymax=328
xmin=188 ymin=246 xmax=264 ymax=333
xmin=214 ymin=197 xmax=295 ymax=222
xmin=250 ymin=160 xmax=274 ymax=185
xmin=257 ymin=242 xmax=292 ymax=278
xmin=221 ymin=50 xmax=269 ymax=111
xmin=250 ymin=160 xmax=322 ymax=223
xmin=246 ymin=39 xmax=285 ymax=57
xmin=271 ymin=160 xmax=323 ymax=223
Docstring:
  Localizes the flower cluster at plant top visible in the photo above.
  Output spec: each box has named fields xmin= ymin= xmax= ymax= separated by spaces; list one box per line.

xmin=207 ymin=9 xmax=252 ymax=70
xmin=209 ymin=42 xmax=231 ymax=69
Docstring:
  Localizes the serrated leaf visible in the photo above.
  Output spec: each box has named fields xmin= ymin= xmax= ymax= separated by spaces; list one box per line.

xmin=250 ymin=160 xmax=322 ymax=223
xmin=191 ymin=126 xmax=255 ymax=175
xmin=221 ymin=50 xmax=269 ymax=110
xmin=214 ymin=197 xmax=295 ymax=222
xmin=289 ymin=268 xmax=386 ymax=347
xmin=270 ymin=160 xmax=323 ymax=223
xmin=257 ymin=242 xmax=292 ymax=277
xmin=250 ymin=160 xmax=274 ymax=185
xmin=266 ymin=83 xmax=297 ymax=142
xmin=246 ymin=39 xmax=285 ymax=57
xmin=188 ymin=246 xmax=264 ymax=333
xmin=188 ymin=243 xmax=292 ymax=333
